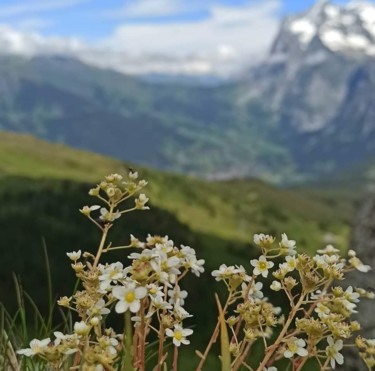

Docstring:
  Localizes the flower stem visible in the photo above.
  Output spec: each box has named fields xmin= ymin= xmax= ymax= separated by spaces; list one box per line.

xmin=122 ymin=311 xmax=135 ymax=371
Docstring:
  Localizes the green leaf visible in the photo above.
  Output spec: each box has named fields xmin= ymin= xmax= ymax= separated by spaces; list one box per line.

xmin=215 ymin=293 xmax=231 ymax=371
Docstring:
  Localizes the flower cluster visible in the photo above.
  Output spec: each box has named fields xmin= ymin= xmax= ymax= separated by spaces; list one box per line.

xmin=17 ymin=173 xmax=204 ymax=371
xmin=15 ymin=173 xmax=374 ymax=371
xmin=199 ymin=233 xmax=374 ymax=371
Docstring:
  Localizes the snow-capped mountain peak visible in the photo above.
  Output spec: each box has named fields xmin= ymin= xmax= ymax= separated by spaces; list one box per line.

xmin=273 ymin=0 xmax=375 ymax=57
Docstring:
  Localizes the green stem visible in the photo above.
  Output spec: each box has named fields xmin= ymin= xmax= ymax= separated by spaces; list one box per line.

xmin=122 ymin=311 xmax=135 ymax=371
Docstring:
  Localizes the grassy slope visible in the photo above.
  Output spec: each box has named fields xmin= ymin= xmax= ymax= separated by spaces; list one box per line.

xmin=0 ymin=131 xmax=351 ymax=255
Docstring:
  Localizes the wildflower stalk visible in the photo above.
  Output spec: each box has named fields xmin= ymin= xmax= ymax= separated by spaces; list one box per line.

xmin=122 ymin=310 xmax=135 ymax=371
xmin=156 ymin=324 xmax=165 ymax=371
xmin=173 ymin=345 xmax=179 ymax=371
xmin=93 ymin=221 xmax=112 ymax=268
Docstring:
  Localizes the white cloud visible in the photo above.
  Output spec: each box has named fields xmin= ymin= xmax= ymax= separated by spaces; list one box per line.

xmin=0 ymin=0 xmax=281 ymax=77
xmin=99 ymin=0 xmax=281 ymax=75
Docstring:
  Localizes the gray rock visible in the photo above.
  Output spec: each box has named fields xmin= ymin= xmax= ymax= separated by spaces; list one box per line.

xmin=339 ymin=196 xmax=375 ymax=370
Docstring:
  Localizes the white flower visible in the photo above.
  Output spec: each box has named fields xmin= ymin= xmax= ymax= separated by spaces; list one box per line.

xmin=250 ymin=256 xmax=274 ymax=278
xmin=99 ymin=207 xmax=121 ymax=222
xmin=341 ymin=286 xmax=360 ymax=313
xmin=180 ymin=246 xmax=205 ymax=276
xmin=53 ymin=332 xmax=79 ymax=354
xmin=326 ymin=337 xmax=344 ymax=368
xmin=317 ymin=245 xmax=340 ymax=255
xmin=280 ymin=256 xmax=298 ymax=272
xmin=151 ymin=295 xmax=173 ymax=310
xmin=112 ymin=283 xmax=147 ymax=313
xmin=211 ymin=264 xmax=239 ymax=281
xmin=165 ymin=324 xmax=193 ymax=347
xmin=168 ymin=286 xmax=188 ymax=306
xmin=280 ymin=233 xmax=296 ymax=255
xmin=253 ymin=234 xmax=275 ymax=247
xmin=79 ymin=205 xmax=100 ymax=216
xmin=263 ymin=367 xmax=278 ymax=371
xmin=349 ymin=256 xmax=371 ymax=273
xmin=99 ymin=262 xmax=127 ymax=291
xmin=147 ymin=283 xmax=164 ymax=299
xmin=315 ymin=303 xmax=330 ymax=318
xmin=270 ymin=281 xmax=282 ymax=291
xmin=146 ymin=234 xmax=169 ymax=246
xmin=174 ymin=300 xmax=192 ymax=320
xmin=66 ymin=250 xmax=81 ymax=261
xmin=135 ymin=193 xmax=149 ymax=210
xmin=284 ymin=338 xmax=308 ymax=358
xmin=87 ymin=299 xmax=110 ymax=319
xmin=242 ymin=281 xmax=264 ymax=300
xmin=17 ymin=338 xmax=50 ymax=357
xmin=130 ymin=234 xmax=145 ymax=248
xmin=74 ymin=321 xmax=91 ymax=336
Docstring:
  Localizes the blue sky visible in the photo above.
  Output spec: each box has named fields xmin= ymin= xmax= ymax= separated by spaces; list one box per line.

xmin=0 ymin=0 xmax=373 ymax=75
xmin=0 ymin=0 xmax=370 ymax=41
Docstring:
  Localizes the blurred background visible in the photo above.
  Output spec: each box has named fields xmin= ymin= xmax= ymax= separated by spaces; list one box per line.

xmin=0 ymin=0 xmax=375 ymax=369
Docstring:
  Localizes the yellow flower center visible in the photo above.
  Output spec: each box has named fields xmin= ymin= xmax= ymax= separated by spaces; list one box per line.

xmin=288 ymin=343 xmax=298 ymax=353
xmin=174 ymin=331 xmax=183 ymax=341
xmin=110 ymin=270 xmax=118 ymax=278
xmin=125 ymin=292 xmax=135 ymax=303
xmin=259 ymin=262 xmax=267 ymax=270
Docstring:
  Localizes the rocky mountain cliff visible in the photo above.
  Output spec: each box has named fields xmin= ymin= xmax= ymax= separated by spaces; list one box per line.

xmin=238 ymin=0 xmax=375 ymax=176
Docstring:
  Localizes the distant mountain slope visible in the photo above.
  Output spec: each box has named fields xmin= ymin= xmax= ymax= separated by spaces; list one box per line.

xmin=0 ymin=55 xmax=292 ymax=182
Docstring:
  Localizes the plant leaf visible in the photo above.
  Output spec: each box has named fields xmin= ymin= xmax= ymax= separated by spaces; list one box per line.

xmin=215 ymin=293 xmax=231 ymax=371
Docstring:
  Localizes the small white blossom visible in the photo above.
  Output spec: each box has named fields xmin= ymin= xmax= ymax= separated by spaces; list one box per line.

xmin=17 ymin=338 xmax=51 ymax=357
xmin=99 ymin=262 xmax=127 ymax=291
xmin=271 ymin=281 xmax=282 ymax=291
xmin=326 ymin=337 xmax=344 ymax=369
xmin=315 ymin=303 xmax=330 ymax=318
xmin=253 ymin=233 xmax=275 ymax=247
xmin=250 ymin=256 xmax=274 ymax=278
xmin=74 ymin=321 xmax=91 ymax=336
xmin=280 ymin=233 xmax=296 ymax=255
xmin=280 ymin=256 xmax=297 ymax=272
xmin=151 ymin=296 xmax=173 ymax=310
xmin=168 ymin=286 xmax=188 ymax=306
xmin=112 ymin=283 xmax=147 ymax=313
xmin=79 ymin=205 xmax=100 ymax=216
xmin=212 ymin=264 xmax=239 ymax=281
xmin=66 ymin=250 xmax=81 ymax=261
xmin=242 ymin=281 xmax=264 ymax=300
xmin=349 ymin=256 xmax=371 ymax=273
xmin=341 ymin=286 xmax=360 ymax=313
xmin=317 ymin=245 xmax=340 ymax=255
xmin=87 ymin=299 xmax=110 ymax=319
xmin=99 ymin=207 xmax=121 ymax=222
xmin=284 ymin=338 xmax=308 ymax=358
xmin=165 ymin=324 xmax=193 ymax=347
xmin=135 ymin=194 xmax=149 ymax=210
xmin=130 ymin=234 xmax=145 ymax=248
